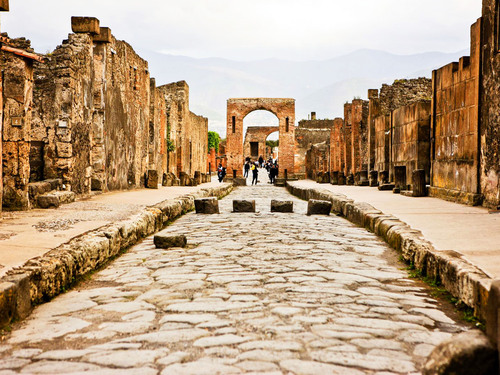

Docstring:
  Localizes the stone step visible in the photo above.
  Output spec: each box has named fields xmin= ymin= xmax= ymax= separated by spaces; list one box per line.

xmin=37 ymin=190 xmax=76 ymax=209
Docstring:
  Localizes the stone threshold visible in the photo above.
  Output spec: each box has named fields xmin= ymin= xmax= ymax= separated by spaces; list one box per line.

xmin=0 ymin=184 xmax=233 ymax=328
xmin=286 ymin=181 xmax=491 ymax=321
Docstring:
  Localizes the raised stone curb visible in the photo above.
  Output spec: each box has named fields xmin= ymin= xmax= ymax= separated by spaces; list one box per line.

xmin=286 ymin=181 xmax=492 ymax=320
xmin=306 ymin=199 xmax=332 ymax=215
xmin=0 ymin=183 xmax=233 ymax=328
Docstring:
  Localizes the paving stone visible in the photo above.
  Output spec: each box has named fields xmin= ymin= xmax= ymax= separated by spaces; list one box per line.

xmin=194 ymin=334 xmax=250 ymax=347
xmin=0 ymin=185 xmax=469 ymax=374
xmin=280 ymin=359 xmax=365 ymax=375
xmin=82 ymin=350 xmax=166 ymax=368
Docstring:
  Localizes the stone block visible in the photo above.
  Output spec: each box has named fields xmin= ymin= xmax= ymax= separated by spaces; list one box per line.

xmin=369 ymin=170 xmax=378 ymax=187
xmin=0 ymin=0 xmax=9 ymax=11
xmin=146 ymin=170 xmax=159 ymax=189
xmin=378 ymin=183 xmax=395 ymax=191
xmin=423 ymin=330 xmax=497 ymax=375
xmin=93 ymin=27 xmax=112 ymax=43
xmin=307 ymin=199 xmax=332 ymax=216
xmin=71 ymin=16 xmax=100 ymax=34
xmin=154 ymin=234 xmax=187 ymax=249
xmin=37 ymin=194 xmax=60 ymax=209
xmin=55 ymin=191 xmax=76 ymax=205
xmin=275 ymin=178 xmax=286 ymax=187
xmin=194 ymin=197 xmax=219 ymax=214
xmin=271 ymin=200 xmax=293 ymax=213
xmin=232 ymin=177 xmax=246 ymax=186
xmin=233 ymin=200 xmax=255 ymax=213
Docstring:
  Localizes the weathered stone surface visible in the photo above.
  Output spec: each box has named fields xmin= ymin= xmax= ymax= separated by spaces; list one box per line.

xmin=194 ymin=197 xmax=219 ymax=214
xmin=153 ymin=234 xmax=187 ymax=249
xmin=145 ymin=170 xmax=159 ymax=189
xmin=306 ymin=199 xmax=332 ymax=215
xmin=71 ymin=16 xmax=100 ymax=34
xmin=36 ymin=194 xmax=60 ymax=209
xmin=423 ymin=330 xmax=497 ymax=375
xmin=270 ymin=200 xmax=293 ymax=213
xmin=232 ymin=199 xmax=255 ymax=213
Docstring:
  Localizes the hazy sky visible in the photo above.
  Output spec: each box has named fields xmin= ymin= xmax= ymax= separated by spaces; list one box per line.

xmin=1 ymin=0 xmax=481 ymax=61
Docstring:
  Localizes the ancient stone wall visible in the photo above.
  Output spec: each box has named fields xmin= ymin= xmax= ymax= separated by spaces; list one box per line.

xmin=29 ymin=18 xmax=207 ymax=198
xmin=378 ymin=78 xmax=432 ymax=115
xmin=374 ymin=114 xmax=391 ymax=178
xmin=189 ymin=111 xmax=208 ymax=175
xmin=295 ymin=127 xmax=331 ymax=176
xmin=1 ymin=36 xmax=35 ymax=210
xmin=305 ymin=142 xmax=328 ymax=180
xmin=343 ymin=103 xmax=353 ymax=177
xmin=297 ymin=119 xmax=335 ymax=129
xmin=391 ymin=101 xmax=431 ymax=185
xmin=349 ymin=99 xmax=369 ymax=175
xmin=429 ymin=20 xmax=482 ymax=205
xmin=329 ymin=118 xmax=344 ymax=173
xmin=480 ymin=0 xmax=500 ymax=207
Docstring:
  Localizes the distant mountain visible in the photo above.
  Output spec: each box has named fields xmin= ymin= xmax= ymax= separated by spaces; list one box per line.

xmin=140 ymin=48 xmax=468 ymax=136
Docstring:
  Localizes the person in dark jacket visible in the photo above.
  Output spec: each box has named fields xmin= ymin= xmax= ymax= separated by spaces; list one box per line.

xmin=251 ymin=162 xmax=259 ymax=185
xmin=244 ymin=160 xmax=250 ymax=177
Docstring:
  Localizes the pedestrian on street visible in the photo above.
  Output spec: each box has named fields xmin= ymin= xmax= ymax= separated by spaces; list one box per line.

xmin=258 ymin=156 xmax=264 ymax=168
xmin=251 ymin=162 xmax=259 ymax=185
xmin=217 ymin=164 xmax=226 ymax=183
xmin=244 ymin=160 xmax=250 ymax=177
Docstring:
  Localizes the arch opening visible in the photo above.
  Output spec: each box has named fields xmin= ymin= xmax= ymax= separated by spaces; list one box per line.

xmin=243 ymin=110 xmax=279 ymax=162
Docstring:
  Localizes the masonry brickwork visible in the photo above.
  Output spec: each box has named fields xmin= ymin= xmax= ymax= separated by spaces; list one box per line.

xmin=1 ymin=16 xmax=208 ymax=210
xmin=243 ymin=126 xmax=279 ymax=160
xmin=429 ymin=21 xmax=482 ymax=205
xmin=296 ymin=115 xmax=333 ymax=177
xmin=226 ymin=98 xmax=295 ymax=178
xmin=1 ymin=35 xmax=40 ymax=210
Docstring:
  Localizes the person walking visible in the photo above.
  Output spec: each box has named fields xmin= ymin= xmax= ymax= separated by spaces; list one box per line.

xmin=258 ymin=156 xmax=264 ymax=168
xmin=217 ymin=163 xmax=226 ymax=183
xmin=251 ymin=162 xmax=259 ymax=185
xmin=244 ymin=160 xmax=250 ymax=177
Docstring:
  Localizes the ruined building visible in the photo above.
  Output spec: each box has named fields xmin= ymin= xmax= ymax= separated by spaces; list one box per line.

xmin=1 ymin=15 xmax=208 ymax=210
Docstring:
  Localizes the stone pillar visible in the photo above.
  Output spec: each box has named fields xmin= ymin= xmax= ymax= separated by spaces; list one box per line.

xmin=311 ymin=112 xmax=316 ymax=120
xmin=369 ymin=170 xmax=378 ymax=187
xmin=338 ymin=172 xmax=346 ymax=185
xmin=412 ymin=169 xmax=426 ymax=197
xmin=0 ymin=0 xmax=9 ymax=12
xmin=330 ymin=171 xmax=339 ymax=185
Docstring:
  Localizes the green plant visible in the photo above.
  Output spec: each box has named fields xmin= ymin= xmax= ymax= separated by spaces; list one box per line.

xmin=166 ymin=140 xmax=175 ymax=152
xmin=208 ymin=131 xmax=221 ymax=153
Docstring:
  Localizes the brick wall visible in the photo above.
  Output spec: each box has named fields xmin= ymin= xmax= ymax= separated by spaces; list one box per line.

xmin=330 ymin=118 xmax=344 ymax=173
xmin=430 ymin=20 xmax=481 ymax=205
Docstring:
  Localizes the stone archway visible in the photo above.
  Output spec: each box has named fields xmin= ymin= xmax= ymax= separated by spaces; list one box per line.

xmin=243 ymin=126 xmax=279 ymax=160
xmin=226 ymin=98 xmax=295 ymax=178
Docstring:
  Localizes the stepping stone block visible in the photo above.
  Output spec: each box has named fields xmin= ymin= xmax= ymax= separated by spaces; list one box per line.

xmin=194 ymin=197 xmax=219 ymax=214
xmin=154 ymin=234 xmax=187 ymax=249
xmin=233 ymin=200 xmax=255 ymax=213
xmin=271 ymin=200 xmax=293 ymax=213
xmin=307 ymin=199 xmax=332 ymax=216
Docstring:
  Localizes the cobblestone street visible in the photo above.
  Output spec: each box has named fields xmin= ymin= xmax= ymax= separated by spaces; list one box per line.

xmin=0 ymin=184 xmax=469 ymax=374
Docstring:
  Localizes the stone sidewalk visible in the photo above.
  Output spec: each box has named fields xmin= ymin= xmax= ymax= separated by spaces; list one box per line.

xmin=292 ymin=180 xmax=500 ymax=279
xmin=0 ymin=179 xmax=224 ymax=278
xmin=0 ymin=184 xmax=470 ymax=374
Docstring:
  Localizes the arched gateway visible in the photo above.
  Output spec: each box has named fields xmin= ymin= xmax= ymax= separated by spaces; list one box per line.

xmin=226 ymin=98 xmax=295 ymax=178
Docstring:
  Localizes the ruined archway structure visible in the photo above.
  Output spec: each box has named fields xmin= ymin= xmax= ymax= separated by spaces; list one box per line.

xmin=243 ymin=126 xmax=279 ymax=160
xmin=226 ymin=98 xmax=295 ymax=178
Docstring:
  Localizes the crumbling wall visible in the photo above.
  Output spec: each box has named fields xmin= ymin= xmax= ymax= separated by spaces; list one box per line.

xmin=1 ymin=37 xmax=34 ymax=210
xmin=480 ymin=0 xmax=500 ymax=207
xmin=189 ymin=111 xmax=208 ymax=175
xmin=295 ymin=127 xmax=331 ymax=176
xmin=378 ymin=78 xmax=432 ymax=115
xmin=150 ymin=79 xmax=167 ymax=181
xmin=430 ymin=20 xmax=482 ymax=205
xmin=343 ymin=103 xmax=352 ymax=177
xmin=305 ymin=142 xmax=328 ymax=180
xmin=391 ymin=101 xmax=431 ymax=185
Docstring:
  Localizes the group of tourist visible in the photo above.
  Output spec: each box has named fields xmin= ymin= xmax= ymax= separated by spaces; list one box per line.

xmin=217 ymin=156 xmax=279 ymax=185
xmin=244 ymin=156 xmax=279 ymax=185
